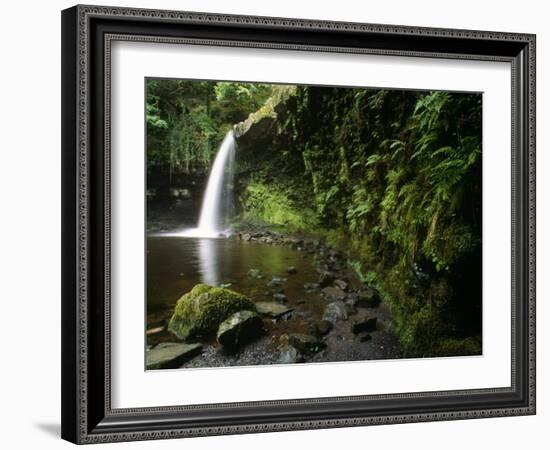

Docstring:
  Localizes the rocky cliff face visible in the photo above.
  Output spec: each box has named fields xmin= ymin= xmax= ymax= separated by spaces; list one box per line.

xmin=233 ymin=85 xmax=482 ymax=357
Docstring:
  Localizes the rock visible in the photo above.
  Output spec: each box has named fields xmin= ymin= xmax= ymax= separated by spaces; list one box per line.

xmin=351 ymin=316 xmax=378 ymax=334
xmin=318 ymin=271 xmax=336 ymax=288
xmin=287 ymin=266 xmax=297 ymax=274
xmin=304 ymin=282 xmax=320 ymax=291
xmin=273 ymin=293 xmax=288 ymax=303
xmin=355 ymin=287 xmax=381 ymax=308
xmin=333 ymin=279 xmax=349 ymax=291
xmin=217 ymin=310 xmax=264 ymax=349
xmin=146 ymin=326 xmax=164 ymax=336
xmin=359 ymin=333 xmax=372 ymax=342
xmin=247 ymin=268 xmax=264 ymax=279
xmin=267 ymin=277 xmax=286 ymax=288
xmin=310 ymin=319 xmax=333 ymax=337
xmin=288 ymin=333 xmax=327 ymax=355
xmin=322 ymin=301 xmax=349 ymax=323
xmin=218 ymin=282 xmax=232 ymax=289
xmin=278 ymin=345 xmax=305 ymax=364
xmin=242 ymin=233 xmax=252 ymax=241
xmin=146 ymin=342 xmax=202 ymax=370
xmin=255 ymin=301 xmax=293 ymax=318
xmin=322 ymin=286 xmax=347 ymax=301
xmin=168 ymin=284 xmax=255 ymax=340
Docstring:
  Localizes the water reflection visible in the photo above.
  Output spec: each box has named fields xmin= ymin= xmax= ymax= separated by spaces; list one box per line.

xmin=197 ymin=238 xmax=219 ymax=286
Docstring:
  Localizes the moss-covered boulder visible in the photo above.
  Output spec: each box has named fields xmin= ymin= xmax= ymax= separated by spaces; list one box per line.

xmin=168 ymin=284 xmax=255 ymax=340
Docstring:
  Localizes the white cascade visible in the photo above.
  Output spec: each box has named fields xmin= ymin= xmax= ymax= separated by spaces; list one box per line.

xmin=180 ymin=131 xmax=236 ymax=238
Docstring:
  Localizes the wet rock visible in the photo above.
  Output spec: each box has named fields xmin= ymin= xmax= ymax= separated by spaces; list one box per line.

xmin=304 ymin=282 xmax=320 ymax=291
xmin=255 ymin=301 xmax=293 ymax=318
xmin=359 ymin=333 xmax=372 ymax=342
xmin=322 ymin=301 xmax=349 ymax=323
xmin=288 ymin=333 xmax=327 ymax=355
xmin=322 ymin=286 xmax=347 ymax=301
xmin=333 ymin=279 xmax=349 ymax=291
xmin=217 ymin=310 xmax=264 ymax=349
xmin=310 ymin=319 xmax=333 ymax=337
xmin=146 ymin=326 xmax=164 ymax=336
xmin=168 ymin=284 xmax=255 ymax=340
xmin=277 ymin=345 xmax=305 ymax=364
xmin=247 ymin=268 xmax=264 ymax=279
xmin=318 ymin=271 xmax=336 ymax=288
xmin=287 ymin=266 xmax=297 ymax=274
xmin=355 ymin=287 xmax=382 ymax=308
xmin=242 ymin=233 xmax=252 ymax=241
xmin=272 ymin=293 xmax=288 ymax=303
xmin=351 ymin=316 xmax=378 ymax=334
xmin=146 ymin=342 xmax=202 ymax=370
xmin=267 ymin=276 xmax=286 ymax=288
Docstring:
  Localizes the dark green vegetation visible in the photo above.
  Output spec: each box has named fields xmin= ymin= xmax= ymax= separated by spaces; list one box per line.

xmin=147 ymin=79 xmax=482 ymax=358
xmin=147 ymin=79 xmax=270 ymax=191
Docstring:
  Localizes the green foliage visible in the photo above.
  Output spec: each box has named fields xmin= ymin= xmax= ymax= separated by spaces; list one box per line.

xmin=148 ymin=77 xmax=482 ymax=357
xmin=240 ymin=180 xmax=318 ymax=231
xmin=235 ymin=85 xmax=482 ymax=357
xmin=146 ymin=79 xmax=273 ymax=180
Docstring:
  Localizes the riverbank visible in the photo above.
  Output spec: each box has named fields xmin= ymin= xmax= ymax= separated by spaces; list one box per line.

xmin=146 ymin=222 xmax=402 ymax=369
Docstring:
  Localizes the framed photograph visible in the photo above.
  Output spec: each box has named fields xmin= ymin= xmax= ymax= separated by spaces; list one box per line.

xmin=61 ymin=4 xmax=536 ymax=444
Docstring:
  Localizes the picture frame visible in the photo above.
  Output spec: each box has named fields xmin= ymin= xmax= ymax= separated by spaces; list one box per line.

xmin=61 ymin=4 xmax=536 ymax=444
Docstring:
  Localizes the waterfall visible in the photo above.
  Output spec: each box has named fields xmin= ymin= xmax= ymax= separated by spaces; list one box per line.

xmin=179 ymin=131 xmax=236 ymax=238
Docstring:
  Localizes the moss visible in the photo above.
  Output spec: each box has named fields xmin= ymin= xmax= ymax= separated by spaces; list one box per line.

xmin=240 ymin=181 xmax=318 ymax=231
xmin=168 ymin=284 xmax=255 ymax=340
xmin=436 ymin=336 xmax=481 ymax=356
xmin=234 ymin=86 xmax=482 ymax=358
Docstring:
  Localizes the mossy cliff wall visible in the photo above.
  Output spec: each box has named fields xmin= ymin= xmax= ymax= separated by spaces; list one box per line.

xmin=234 ymin=86 xmax=482 ymax=357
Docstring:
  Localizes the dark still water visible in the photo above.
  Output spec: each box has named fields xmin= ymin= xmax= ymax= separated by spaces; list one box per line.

xmin=146 ymin=236 xmax=326 ymax=345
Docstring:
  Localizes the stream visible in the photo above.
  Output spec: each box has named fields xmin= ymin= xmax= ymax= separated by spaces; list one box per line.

xmin=146 ymin=232 xmax=401 ymax=368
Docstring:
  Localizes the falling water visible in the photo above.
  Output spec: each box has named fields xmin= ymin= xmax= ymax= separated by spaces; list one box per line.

xmin=179 ymin=131 xmax=236 ymax=238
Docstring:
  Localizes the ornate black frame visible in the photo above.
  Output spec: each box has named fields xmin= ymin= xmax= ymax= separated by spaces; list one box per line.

xmin=61 ymin=4 xmax=536 ymax=444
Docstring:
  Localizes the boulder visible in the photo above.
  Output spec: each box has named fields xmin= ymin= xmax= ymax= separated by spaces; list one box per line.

xmin=146 ymin=342 xmax=202 ymax=370
xmin=304 ymin=282 xmax=320 ymax=291
xmin=255 ymin=301 xmax=294 ymax=318
xmin=242 ymin=233 xmax=252 ymax=241
xmin=288 ymin=333 xmax=327 ymax=355
xmin=351 ymin=316 xmax=378 ymax=334
xmin=355 ymin=287 xmax=382 ymax=308
xmin=247 ymin=268 xmax=264 ymax=279
xmin=322 ymin=286 xmax=347 ymax=301
xmin=310 ymin=319 xmax=333 ymax=337
xmin=277 ymin=345 xmax=305 ymax=364
xmin=318 ymin=271 xmax=336 ymax=288
xmin=272 ymin=293 xmax=288 ymax=303
xmin=267 ymin=276 xmax=286 ymax=288
xmin=322 ymin=301 xmax=349 ymax=323
xmin=217 ymin=310 xmax=264 ymax=349
xmin=333 ymin=279 xmax=349 ymax=291
xmin=287 ymin=266 xmax=297 ymax=274
xmin=359 ymin=333 xmax=373 ymax=342
xmin=168 ymin=284 xmax=255 ymax=340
